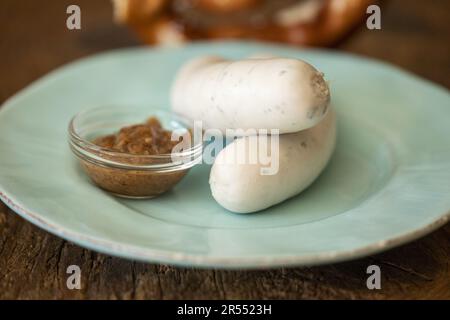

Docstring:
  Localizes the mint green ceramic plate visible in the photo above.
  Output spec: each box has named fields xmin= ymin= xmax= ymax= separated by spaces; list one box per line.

xmin=1 ymin=42 xmax=449 ymax=268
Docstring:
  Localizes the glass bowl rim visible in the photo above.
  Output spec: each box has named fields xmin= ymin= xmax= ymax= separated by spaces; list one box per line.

xmin=68 ymin=105 xmax=203 ymax=170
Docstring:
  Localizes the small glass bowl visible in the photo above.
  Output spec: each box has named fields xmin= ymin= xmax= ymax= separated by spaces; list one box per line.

xmin=68 ymin=105 xmax=202 ymax=199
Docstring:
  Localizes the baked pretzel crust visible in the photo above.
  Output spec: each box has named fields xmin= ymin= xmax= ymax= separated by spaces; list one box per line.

xmin=112 ymin=0 xmax=376 ymax=46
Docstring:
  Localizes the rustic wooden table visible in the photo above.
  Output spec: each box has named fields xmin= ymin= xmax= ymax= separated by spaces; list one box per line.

xmin=0 ymin=0 xmax=449 ymax=299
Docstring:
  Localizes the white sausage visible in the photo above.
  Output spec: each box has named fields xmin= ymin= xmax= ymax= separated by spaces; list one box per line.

xmin=209 ymin=107 xmax=336 ymax=213
xmin=171 ymin=56 xmax=330 ymax=134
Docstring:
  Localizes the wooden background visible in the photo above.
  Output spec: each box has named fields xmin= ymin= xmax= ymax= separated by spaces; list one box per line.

xmin=0 ymin=0 xmax=449 ymax=299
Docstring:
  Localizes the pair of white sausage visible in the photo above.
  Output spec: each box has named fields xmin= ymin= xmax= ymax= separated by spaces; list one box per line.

xmin=171 ymin=56 xmax=335 ymax=213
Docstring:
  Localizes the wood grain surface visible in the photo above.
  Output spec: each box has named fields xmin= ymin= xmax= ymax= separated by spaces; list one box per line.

xmin=0 ymin=0 xmax=449 ymax=300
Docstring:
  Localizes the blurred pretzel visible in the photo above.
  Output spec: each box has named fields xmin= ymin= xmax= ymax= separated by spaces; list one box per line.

xmin=274 ymin=0 xmax=376 ymax=46
xmin=112 ymin=0 xmax=376 ymax=46
xmin=197 ymin=0 xmax=261 ymax=12
xmin=112 ymin=0 xmax=167 ymax=23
